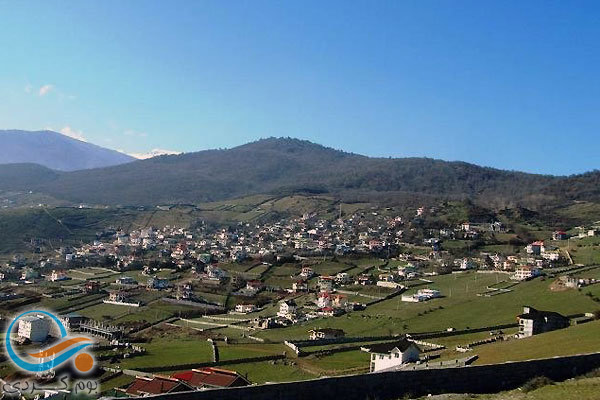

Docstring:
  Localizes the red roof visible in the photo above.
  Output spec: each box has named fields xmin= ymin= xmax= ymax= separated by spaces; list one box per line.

xmin=171 ymin=368 xmax=250 ymax=388
xmin=125 ymin=376 xmax=188 ymax=395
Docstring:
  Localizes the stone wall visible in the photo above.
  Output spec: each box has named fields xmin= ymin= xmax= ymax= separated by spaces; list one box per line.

xmin=116 ymin=352 xmax=600 ymax=400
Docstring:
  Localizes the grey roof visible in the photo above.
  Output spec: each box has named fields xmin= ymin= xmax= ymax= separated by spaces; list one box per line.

xmin=518 ymin=306 xmax=568 ymax=321
xmin=363 ymin=339 xmax=420 ymax=354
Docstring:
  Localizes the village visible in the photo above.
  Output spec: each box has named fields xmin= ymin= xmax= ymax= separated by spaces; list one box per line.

xmin=1 ymin=204 xmax=600 ymax=397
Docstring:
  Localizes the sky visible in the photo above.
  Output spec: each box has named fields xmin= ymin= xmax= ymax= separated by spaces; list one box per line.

xmin=0 ymin=1 xmax=598 ymax=174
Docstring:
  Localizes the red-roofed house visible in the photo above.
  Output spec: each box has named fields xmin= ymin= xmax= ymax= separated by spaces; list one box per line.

xmin=552 ymin=231 xmax=568 ymax=241
xmin=123 ymin=376 xmax=193 ymax=396
xmin=317 ymin=292 xmax=332 ymax=308
xmin=171 ymin=368 xmax=251 ymax=388
xmin=526 ymin=241 xmax=545 ymax=255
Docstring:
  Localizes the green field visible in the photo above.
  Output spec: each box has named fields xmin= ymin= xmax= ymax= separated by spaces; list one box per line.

xmin=473 ymin=320 xmax=600 ymax=365
xmin=216 ymin=343 xmax=286 ymax=360
xmin=253 ymin=271 xmax=598 ymax=342
xmin=301 ymin=350 xmax=370 ymax=373
xmin=118 ymin=337 xmax=214 ymax=369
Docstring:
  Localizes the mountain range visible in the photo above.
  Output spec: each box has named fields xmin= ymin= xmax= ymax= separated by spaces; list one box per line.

xmin=0 ymin=132 xmax=598 ymax=208
xmin=0 ymin=130 xmax=135 ymax=171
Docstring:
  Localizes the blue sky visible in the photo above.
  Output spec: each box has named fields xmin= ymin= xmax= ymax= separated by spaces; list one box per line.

xmin=0 ymin=1 xmax=598 ymax=174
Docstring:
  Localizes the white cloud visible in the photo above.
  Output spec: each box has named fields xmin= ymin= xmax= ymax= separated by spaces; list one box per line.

xmin=127 ymin=148 xmax=181 ymax=159
xmin=38 ymin=84 xmax=54 ymax=96
xmin=59 ymin=126 xmax=87 ymax=142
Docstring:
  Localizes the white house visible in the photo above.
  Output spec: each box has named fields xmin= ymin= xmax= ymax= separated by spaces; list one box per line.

xmin=362 ymin=339 xmax=421 ymax=372
xmin=317 ymin=292 xmax=332 ymax=308
xmin=526 ymin=241 xmax=545 ymax=255
xmin=308 ymin=328 xmax=345 ymax=341
xmin=300 ymin=267 xmax=314 ymax=278
xmin=48 ymin=270 xmax=69 ymax=282
xmin=401 ymin=288 xmax=441 ymax=302
xmin=292 ymin=280 xmax=308 ymax=292
xmin=318 ymin=276 xmax=334 ymax=292
xmin=277 ymin=299 xmax=297 ymax=318
xmin=460 ymin=259 xmax=477 ymax=270
xmin=235 ymin=304 xmax=257 ymax=313
xmin=512 ymin=266 xmax=541 ymax=281
xmin=18 ymin=315 xmax=49 ymax=342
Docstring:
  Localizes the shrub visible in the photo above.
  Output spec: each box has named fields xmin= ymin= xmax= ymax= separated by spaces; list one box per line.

xmin=521 ymin=376 xmax=554 ymax=393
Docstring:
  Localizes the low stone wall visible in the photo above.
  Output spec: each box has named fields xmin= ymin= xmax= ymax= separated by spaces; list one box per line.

xmin=120 ymin=352 xmax=600 ymax=400
xmin=134 ymin=354 xmax=286 ymax=373
xmin=408 ymin=322 xmax=519 ymax=339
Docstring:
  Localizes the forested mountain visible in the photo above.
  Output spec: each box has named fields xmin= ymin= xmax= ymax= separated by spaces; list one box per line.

xmin=0 ymin=137 xmax=596 ymax=207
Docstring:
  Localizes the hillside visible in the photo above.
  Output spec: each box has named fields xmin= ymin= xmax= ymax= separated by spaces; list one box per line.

xmin=0 ymin=130 xmax=135 ymax=171
xmin=0 ymin=137 xmax=568 ymax=206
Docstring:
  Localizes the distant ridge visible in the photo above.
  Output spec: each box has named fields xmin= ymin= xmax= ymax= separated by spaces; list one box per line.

xmin=0 ymin=136 xmax=598 ymax=207
xmin=0 ymin=130 xmax=135 ymax=171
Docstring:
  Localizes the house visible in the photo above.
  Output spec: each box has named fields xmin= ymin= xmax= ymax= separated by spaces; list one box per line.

xmin=517 ymin=306 xmax=570 ymax=338
xmin=541 ymin=251 xmax=560 ymax=261
xmin=551 ymin=276 xmax=578 ymax=290
xmin=84 ymin=281 xmax=101 ymax=294
xmin=245 ymin=280 xmax=264 ymax=294
xmin=401 ymin=288 xmax=441 ymax=302
xmin=176 ymin=282 xmax=194 ymax=300
xmin=331 ymin=294 xmax=348 ymax=308
xmin=362 ymin=339 xmax=421 ymax=372
xmin=277 ymin=299 xmax=297 ymax=318
xmin=318 ymin=276 xmax=334 ymax=292
xmin=512 ymin=266 xmax=541 ymax=281
xmin=368 ymin=239 xmax=383 ymax=250
xmin=205 ymin=264 xmax=224 ymax=278
xmin=123 ymin=376 xmax=193 ymax=396
xmin=48 ymin=270 xmax=69 ymax=282
xmin=171 ymin=368 xmax=250 ymax=388
xmin=316 ymin=292 xmax=332 ymax=308
xmin=335 ymin=272 xmax=350 ymax=284
xmin=147 ymin=276 xmax=169 ymax=290
xmin=235 ymin=304 xmax=257 ymax=313
xmin=116 ymin=276 xmax=138 ymax=285
xmin=377 ymin=273 xmax=403 ymax=289
xmin=318 ymin=307 xmax=343 ymax=317
xmin=308 ymin=328 xmax=345 ymax=340
xmin=58 ymin=313 xmax=87 ymax=331
xmin=292 ymin=280 xmax=308 ymax=292
xmin=552 ymin=231 xmax=568 ymax=241
xmin=526 ymin=241 xmax=545 ymax=255
xmin=108 ymin=291 xmax=127 ymax=302
xmin=18 ymin=315 xmax=49 ymax=342
xmin=20 ymin=268 xmax=39 ymax=281
xmin=398 ymin=265 xmax=418 ymax=278
xmin=252 ymin=317 xmax=278 ymax=329
xmin=355 ymin=274 xmax=374 ymax=286
xmin=300 ymin=266 xmax=314 ymax=278
xmin=460 ymin=259 xmax=477 ymax=270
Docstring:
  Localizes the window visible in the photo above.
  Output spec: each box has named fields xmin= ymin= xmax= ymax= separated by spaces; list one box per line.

xmin=394 ymin=353 xmax=400 ymax=358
